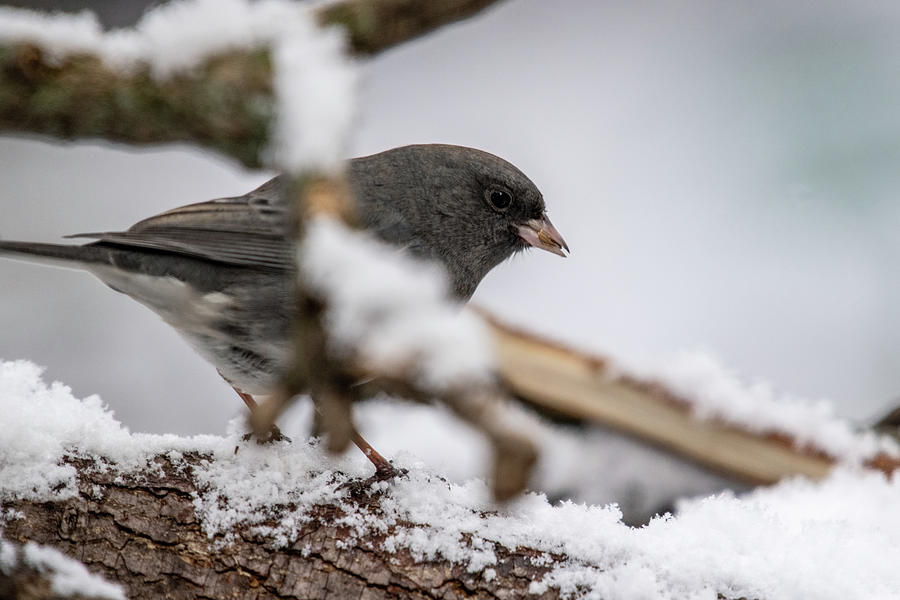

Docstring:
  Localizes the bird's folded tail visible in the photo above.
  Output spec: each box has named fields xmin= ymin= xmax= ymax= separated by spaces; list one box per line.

xmin=0 ymin=240 xmax=115 ymax=270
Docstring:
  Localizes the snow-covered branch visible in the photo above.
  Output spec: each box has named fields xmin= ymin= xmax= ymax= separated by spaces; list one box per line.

xmin=0 ymin=43 xmax=275 ymax=167
xmin=0 ymin=0 xmax=357 ymax=171
xmin=0 ymin=0 xmax=506 ymax=169
xmin=318 ymin=0 xmax=506 ymax=55
xmin=482 ymin=311 xmax=900 ymax=484
xmin=2 ymin=453 xmax=558 ymax=600
xmin=0 ymin=539 xmax=125 ymax=600
xmin=2 ymin=362 xmax=899 ymax=600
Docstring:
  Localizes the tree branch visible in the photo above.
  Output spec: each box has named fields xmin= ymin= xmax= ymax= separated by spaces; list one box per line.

xmin=0 ymin=0 xmax=506 ymax=167
xmin=0 ymin=45 xmax=274 ymax=167
xmin=478 ymin=309 xmax=900 ymax=484
xmin=1 ymin=454 xmax=560 ymax=600
xmin=318 ymin=0 xmax=506 ymax=55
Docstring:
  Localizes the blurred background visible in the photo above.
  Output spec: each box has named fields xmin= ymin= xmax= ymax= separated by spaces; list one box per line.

xmin=2 ymin=0 xmax=899 ymax=520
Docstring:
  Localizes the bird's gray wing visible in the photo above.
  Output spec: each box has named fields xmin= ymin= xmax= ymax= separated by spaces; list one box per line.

xmin=68 ymin=176 xmax=294 ymax=269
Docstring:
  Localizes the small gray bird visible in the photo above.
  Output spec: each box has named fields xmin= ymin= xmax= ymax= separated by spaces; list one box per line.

xmin=0 ymin=144 xmax=568 ymax=466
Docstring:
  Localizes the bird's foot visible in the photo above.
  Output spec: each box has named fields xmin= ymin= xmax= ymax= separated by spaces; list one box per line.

xmin=340 ymin=465 xmax=408 ymax=500
xmin=234 ymin=425 xmax=292 ymax=454
xmin=251 ymin=424 xmax=292 ymax=444
xmin=350 ymin=429 xmax=399 ymax=478
xmin=370 ymin=460 xmax=405 ymax=481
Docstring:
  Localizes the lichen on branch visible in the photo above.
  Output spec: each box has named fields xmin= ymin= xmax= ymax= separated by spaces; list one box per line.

xmin=0 ymin=0 xmax=507 ymax=166
xmin=0 ymin=44 xmax=274 ymax=167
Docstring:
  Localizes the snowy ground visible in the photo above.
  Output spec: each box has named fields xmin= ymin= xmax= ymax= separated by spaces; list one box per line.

xmin=1 ymin=360 xmax=898 ymax=600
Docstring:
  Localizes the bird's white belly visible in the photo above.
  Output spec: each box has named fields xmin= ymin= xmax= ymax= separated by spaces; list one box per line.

xmin=89 ymin=266 xmax=287 ymax=395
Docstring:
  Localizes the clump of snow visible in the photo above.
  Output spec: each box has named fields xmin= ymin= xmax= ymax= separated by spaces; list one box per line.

xmin=3 ymin=360 xmax=900 ymax=599
xmin=189 ymin=423 xmax=365 ymax=548
xmin=631 ymin=350 xmax=898 ymax=463
xmin=22 ymin=542 xmax=126 ymax=599
xmin=0 ymin=538 xmax=125 ymax=599
xmin=0 ymin=0 xmax=356 ymax=172
xmin=302 ymin=218 xmax=495 ymax=390
xmin=0 ymin=360 xmax=219 ymax=500
xmin=0 ymin=357 xmax=362 ymax=551
xmin=0 ymin=8 xmax=104 ymax=63
xmin=0 ymin=538 xmax=16 ymax=574
xmin=364 ymin=466 xmax=900 ymax=600
xmin=269 ymin=17 xmax=356 ymax=173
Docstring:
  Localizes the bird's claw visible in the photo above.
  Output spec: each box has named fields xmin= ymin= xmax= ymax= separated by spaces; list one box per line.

xmin=234 ymin=425 xmax=292 ymax=453
xmin=339 ymin=464 xmax=408 ymax=499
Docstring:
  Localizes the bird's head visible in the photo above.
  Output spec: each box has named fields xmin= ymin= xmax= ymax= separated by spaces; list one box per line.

xmin=350 ymin=144 xmax=568 ymax=299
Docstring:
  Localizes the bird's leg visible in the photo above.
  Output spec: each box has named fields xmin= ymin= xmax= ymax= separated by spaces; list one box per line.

xmin=232 ymin=387 xmax=290 ymax=443
xmin=232 ymin=386 xmax=258 ymax=411
xmin=311 ymin=389 xmax=397 ymax=478
xmin=218 ymin=371 xmax=289 ymax=443
xmin=350 ymin=428 xmax=395 ymax=478
xmin=314 ymin=410 xmax=395 ymax=477
xmin=221 ymin=372 xmax=394 ymax=475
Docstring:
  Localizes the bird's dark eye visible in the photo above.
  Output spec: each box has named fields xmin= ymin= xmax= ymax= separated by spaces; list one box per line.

xmin=486 ymin=189 xmax=512 ymax=212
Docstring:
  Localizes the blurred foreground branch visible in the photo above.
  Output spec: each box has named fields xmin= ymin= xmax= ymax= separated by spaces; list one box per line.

xmin=0 ymin=45 xmax=274 ymax=167
xmin=479 ymin=310 xmax=900 ymax=484
xmin=0 ymin=0 xmax=505 ymax=166
xmin=319 ymin=0 xmax=504 ymax=55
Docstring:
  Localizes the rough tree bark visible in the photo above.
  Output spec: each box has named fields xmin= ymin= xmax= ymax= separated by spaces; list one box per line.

xmin=1 ymin=454 xmax=561 ymax=600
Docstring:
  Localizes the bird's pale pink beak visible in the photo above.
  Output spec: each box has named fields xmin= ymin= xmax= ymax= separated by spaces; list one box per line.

xmin=516 ymin=214 xmax=569 ymax=257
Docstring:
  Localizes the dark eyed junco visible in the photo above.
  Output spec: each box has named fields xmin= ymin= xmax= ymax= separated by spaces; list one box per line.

xmin=0 ymin=144 xmax=568 ymax=466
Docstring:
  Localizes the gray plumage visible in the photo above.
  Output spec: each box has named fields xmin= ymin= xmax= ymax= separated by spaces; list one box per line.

xmin=0 ymin=144 xmax=567 ymax=397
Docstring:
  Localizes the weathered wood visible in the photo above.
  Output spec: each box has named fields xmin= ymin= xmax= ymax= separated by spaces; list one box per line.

xmin=479 ymin=310 xmax=900 ymax=484
xmin=1 ymin=455 xmax=560 ymax=600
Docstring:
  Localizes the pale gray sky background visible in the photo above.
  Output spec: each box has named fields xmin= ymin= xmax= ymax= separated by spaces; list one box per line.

xmin=1 ymin=0 xmax=899 ymax=441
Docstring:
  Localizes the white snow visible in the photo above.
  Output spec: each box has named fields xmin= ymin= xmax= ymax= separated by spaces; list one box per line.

xmin=0 ymin=537 xmax=124 ymax=599
xmin=348 ymin=396 xmax=732 ymax=524
xmin=302 ymin=218 xmax=495 ymax=390
xmin=188 ymin=422 xmax=368 ymax=548
xmin=269 ymin=20 xmax=356 ymax=173
xmin=0 ymin=360 xmax=220 ymax=500
xmin=0 ymin=538 xmax=16 ymax=574
xmin=631 ymin=350 xmax=899 ymax=463
xmin=345 ymin=466 xmax=900 ymax=600
xmin=2 ymin=359 xmax=900 ymax=599
xmin=0 ymin=8 xmax=106 ymax=63
xmin=0 ymin=359 xmax=367 ymax=524
xmin=20 ymin=542 xmax=126 ymax=599
xmin=0 ymin=0 xmax=356 ymax=172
